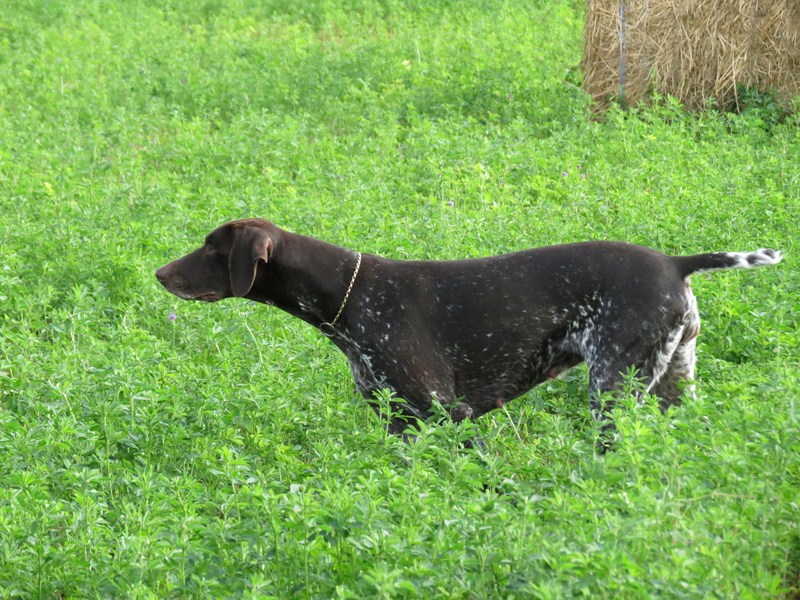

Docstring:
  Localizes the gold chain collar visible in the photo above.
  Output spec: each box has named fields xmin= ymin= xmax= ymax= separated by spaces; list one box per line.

xmin=319 ymin=251 xmax=362 ymax=337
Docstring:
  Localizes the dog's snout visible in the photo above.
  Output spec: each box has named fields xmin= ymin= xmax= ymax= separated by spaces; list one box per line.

xmin=155 ymin=265 xmax=170 ymax=285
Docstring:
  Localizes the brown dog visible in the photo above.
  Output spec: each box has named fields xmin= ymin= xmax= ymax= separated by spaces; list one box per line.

xmin=156 ymin=218 xmax=782 ymax=438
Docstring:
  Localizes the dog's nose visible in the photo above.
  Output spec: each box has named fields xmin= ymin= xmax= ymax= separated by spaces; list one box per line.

xmin=155 ymin=266 xmax=169 ymax=284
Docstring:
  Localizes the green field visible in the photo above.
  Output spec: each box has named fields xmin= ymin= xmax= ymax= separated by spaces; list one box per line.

xmin=1 ymin=1 xmax=798 ymax=597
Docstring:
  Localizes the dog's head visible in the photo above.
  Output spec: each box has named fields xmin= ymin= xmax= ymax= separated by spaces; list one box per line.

xmin=156 ymin=219 xmax=276 ymax=301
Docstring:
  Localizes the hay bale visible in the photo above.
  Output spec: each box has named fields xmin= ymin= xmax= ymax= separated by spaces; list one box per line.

xmin=582 ymin=0 xmax=800 ymax=112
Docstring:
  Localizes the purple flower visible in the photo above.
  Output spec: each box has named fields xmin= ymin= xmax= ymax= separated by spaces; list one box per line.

xmin=168 ymin=311 xmax=177 ymax=322
xmin=561 ymin=171 xmax=568 ymax=177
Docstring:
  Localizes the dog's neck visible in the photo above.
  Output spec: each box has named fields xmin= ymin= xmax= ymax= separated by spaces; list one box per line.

xmin=248 ymin=229 xmax=365 ymax=331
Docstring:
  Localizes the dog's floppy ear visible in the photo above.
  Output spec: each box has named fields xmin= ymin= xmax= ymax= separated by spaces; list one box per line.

xmin=229 ymin=226 xmax=273 ymax=297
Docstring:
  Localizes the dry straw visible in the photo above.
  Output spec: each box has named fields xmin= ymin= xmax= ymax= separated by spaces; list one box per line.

xmin=582 ymin=0 xmax=800 ymax=112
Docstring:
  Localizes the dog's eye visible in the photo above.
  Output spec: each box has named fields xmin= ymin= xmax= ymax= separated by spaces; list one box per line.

xmin=204 ymin=246 xmax=218 ymax=257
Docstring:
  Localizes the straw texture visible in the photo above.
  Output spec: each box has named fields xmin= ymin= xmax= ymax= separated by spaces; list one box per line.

xmin=582 ymin=0 xmax=800 ymax=112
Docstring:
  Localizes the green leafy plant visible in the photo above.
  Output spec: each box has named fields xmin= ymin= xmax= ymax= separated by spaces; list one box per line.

xmin=0 ymin=0 xmax=797 ymax=597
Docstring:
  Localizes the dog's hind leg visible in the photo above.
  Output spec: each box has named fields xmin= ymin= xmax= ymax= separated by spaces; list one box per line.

xmin=650 ymin=299 xmax=700 ymax=410
xmin=649 ymin=336 xmax=697 ymax=410
xmin=587 ymin=324 xmax=686 ymax=451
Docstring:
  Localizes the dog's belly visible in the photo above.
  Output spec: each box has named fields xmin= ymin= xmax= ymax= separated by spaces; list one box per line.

xmin=339 ymin=328 xmax=584 ymax=421
xmin=453 ymin=346 xmax=583 ymax=417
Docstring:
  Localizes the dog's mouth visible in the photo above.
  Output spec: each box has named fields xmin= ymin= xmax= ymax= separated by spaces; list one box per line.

xmin=195 ymin=292 xmax=221 ymax=302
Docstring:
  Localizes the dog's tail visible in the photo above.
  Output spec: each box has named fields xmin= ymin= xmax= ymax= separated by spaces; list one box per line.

xmin=672 ymin=248 xmax=783 ymax=278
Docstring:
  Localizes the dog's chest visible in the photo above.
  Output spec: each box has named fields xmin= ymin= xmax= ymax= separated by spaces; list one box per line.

xmin=331 ymin=331 xmax=389 ymax=392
